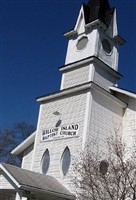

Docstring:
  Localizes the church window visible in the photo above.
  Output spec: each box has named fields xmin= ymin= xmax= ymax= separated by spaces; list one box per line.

xmin=76 ymin=36 xmax=88 ymax=50
xmin=61 ymin=147 xmax=71 ymax=176
xmin=99 ymin=160 xmax=109 ymax=175
xmin=102 ymin=39 xmax=112 ymax=54
xmin=41 ymin=149 xmax=50 ymax=174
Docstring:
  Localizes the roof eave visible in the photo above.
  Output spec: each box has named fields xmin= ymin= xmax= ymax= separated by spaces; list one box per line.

xmin=59 ymin=56 xmax=122 ymax=79
xmin=21 ymin=185 xmax=75 ymax=200
xmin=37 ymin=82 xmax=92 ymax=102
xmin=37 ymin=81 xmax=127 ymax=108
xmin=109 ymin=86 xmax=136 ymax=99
xmin=11 ymin=131 xmax=36 ymax=155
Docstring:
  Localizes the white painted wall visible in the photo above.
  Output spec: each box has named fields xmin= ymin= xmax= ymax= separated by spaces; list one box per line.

xmin=87 ymin=89 xmax=124 ymax=154
xmin=61 ymin=64 xmax=90 ymax=89
xmin=65 ymin=28 xmax=119 ymax=72
xmin=97 ymin=30 xmax=119 ymax=71
xmin=122 ymin=97 xmax=136 ymax=150
xmin=65 ymin=29 xmax=98 ymax=65
xmin=21 ymin=144 xmax=34 ymax=170
xmin=61 ymin=60 xmax=116 ymax=92
xmin=0 ymin=174 xmax=14 ymax=189
xmin=93 ymin=63 xmax=116 ymax=91
xmin=32 ymin=92 xmax=88 ymax=190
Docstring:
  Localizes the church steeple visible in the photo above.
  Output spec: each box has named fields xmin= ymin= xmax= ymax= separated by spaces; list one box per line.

xmin=64 ymin=0 xmax=125 ymax=70
xmin=59 ymin=0 xmax=125 ymax=91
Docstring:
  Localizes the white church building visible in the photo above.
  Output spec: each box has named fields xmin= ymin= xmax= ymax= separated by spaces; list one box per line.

xmin=0 ymin=0 xmax=136 ymax=199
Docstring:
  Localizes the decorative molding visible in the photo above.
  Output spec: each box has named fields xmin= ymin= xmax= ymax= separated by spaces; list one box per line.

xmin=59 ymin=56 xmax=122 ymax=79
xmin=64 ymin=30 xmax=78 ymax=39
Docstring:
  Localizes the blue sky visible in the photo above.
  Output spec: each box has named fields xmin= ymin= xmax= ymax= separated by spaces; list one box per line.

xmin=0 ymin=0 xmax=136 ymax=130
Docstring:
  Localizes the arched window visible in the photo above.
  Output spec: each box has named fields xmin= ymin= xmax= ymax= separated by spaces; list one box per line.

xmin=99 ymin=160 xmax=109 ymax=175
xmin=61 ymin=147 xmax=71 ymax=176
xmin=102 ymin=39 xmax=112 ymax=54
xmin=41 ymin=149 xmax=50 ymax=174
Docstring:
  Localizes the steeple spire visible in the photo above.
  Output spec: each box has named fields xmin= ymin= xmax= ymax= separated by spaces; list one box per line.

xmin=84 ymin=0 xmax=114 ymax=27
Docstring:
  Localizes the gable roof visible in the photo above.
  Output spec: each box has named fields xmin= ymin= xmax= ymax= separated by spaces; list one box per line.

xmin=0 ymin=163 xmax=75 ymax=199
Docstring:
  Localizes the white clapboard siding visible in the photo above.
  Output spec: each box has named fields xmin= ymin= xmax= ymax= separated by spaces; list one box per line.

xmin=0 ymin=174 xmax=14 ymax=189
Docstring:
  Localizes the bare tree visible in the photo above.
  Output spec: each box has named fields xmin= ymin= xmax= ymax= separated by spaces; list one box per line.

xmin=72 ymin=134 xmax=136 ymax=200
xmin=0 ymin=121 xmax=35 ymax=166
xmin=13 ymin=121 xmax=35 ymax=143
xmin=0 ymin=129 xmax=15 ymax=163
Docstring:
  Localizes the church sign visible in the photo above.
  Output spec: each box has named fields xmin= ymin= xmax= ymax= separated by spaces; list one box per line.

xmin=42 ymin=124 xmax=79 ymax=141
